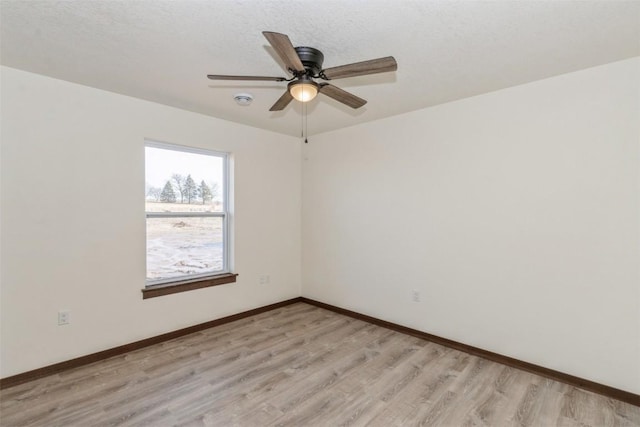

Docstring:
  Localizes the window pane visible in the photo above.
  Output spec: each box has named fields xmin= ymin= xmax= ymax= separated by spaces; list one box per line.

xmin=145 ymin=202 xmax=221 ymax=213
xmin=145 ymin=146 xmax=224 ymax=213
xmin=146 ymin=216 xmax=223 ymax=281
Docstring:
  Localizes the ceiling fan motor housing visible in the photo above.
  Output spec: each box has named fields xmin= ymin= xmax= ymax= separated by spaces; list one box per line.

xmin=294 ymin=46 xmax=324 ymax=76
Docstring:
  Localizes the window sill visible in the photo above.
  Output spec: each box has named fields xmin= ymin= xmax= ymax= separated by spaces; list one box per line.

xmin=142 ymin=273 xmax=238 ymax=299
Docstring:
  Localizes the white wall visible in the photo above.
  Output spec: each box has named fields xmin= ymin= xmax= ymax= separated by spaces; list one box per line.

xmin=0 ymin=67 xmax=301 ymax=377
xmin=302 ymin=58 xmax=640 ymax=394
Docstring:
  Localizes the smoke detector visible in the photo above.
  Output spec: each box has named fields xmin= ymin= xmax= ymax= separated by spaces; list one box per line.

xmin=233 ymin=93 xmax=253 ymax=106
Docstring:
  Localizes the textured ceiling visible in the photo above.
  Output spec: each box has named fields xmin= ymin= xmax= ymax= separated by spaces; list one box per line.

xmin=1 ymin=0 xmax=639 ymax=137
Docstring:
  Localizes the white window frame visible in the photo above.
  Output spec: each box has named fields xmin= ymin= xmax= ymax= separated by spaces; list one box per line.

xmin=145 ymin=140 xmax=230 ymax=287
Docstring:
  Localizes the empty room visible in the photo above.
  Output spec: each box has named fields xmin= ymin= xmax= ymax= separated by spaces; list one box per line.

xmin=1 ymin=1 xmax=639 ymax=426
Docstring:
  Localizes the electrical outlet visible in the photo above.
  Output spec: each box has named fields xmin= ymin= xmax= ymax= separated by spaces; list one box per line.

xmin=259 ymin=274 xmax=271 ymax=285
xmin=411 ymin=290 xmax=420 ymax=303
xmin=58 ymin=310 xmax=70 ymax=325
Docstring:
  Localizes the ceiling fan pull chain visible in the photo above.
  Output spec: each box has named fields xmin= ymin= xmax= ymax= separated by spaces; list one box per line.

xmin=304 ymin=103 xmax=309 ymax=144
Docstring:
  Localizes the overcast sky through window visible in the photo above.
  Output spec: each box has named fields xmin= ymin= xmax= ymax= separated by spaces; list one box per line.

xmin=145 ymin=146 xmax=223 ymax=193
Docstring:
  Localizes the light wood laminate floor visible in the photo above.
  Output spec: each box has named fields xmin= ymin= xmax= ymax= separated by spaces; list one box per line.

xmin=1 ymin=303 xmax=639 ymax=426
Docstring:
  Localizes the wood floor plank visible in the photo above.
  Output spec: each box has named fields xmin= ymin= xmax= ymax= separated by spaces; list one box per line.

xmin=342 ymin=345 xmax=451 ymax=426
xmin=211 ymin=326 xmax=390 ymax=426
xmin=1 ymin=303 xmax=639 ymax=427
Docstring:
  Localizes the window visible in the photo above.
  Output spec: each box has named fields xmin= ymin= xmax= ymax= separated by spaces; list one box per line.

xmin=143 ymin=141 xmax=235 ymax=298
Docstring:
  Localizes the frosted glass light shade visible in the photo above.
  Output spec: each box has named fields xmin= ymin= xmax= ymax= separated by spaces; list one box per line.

xmin=289 ymin=80 xmax=319 ymax=102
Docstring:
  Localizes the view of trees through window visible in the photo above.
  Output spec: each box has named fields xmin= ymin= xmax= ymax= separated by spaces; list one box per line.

xmin=145 ymin=144 xmax=227 ymax=284
xmin=146 ymin=173 xmax=219 ymax=207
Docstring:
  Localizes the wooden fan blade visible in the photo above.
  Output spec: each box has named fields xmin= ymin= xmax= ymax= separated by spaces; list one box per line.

xmin=269 ymin=90 xmax=294 ymax=111
xmin=322 ymin=56 xmax=397 ymax=80
xmin=207 ymin=74 xmax=287 ymax=81
xmin=263 ymin=31 xmax=305 ymax=73
xmin=319 ymin=84 xmax=367 ymax=109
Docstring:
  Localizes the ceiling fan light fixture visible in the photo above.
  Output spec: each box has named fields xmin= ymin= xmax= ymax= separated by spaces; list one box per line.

xmin=288 ymin=77 xmax=319 ymax=103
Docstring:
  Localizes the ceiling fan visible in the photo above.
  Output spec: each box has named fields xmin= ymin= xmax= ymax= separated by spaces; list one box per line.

xmin=207 ymin=31 xmax=397 ymax=111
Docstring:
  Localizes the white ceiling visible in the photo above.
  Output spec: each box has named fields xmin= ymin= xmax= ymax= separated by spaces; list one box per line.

xmin=1 ymin=0 xmax=639 ymax=137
